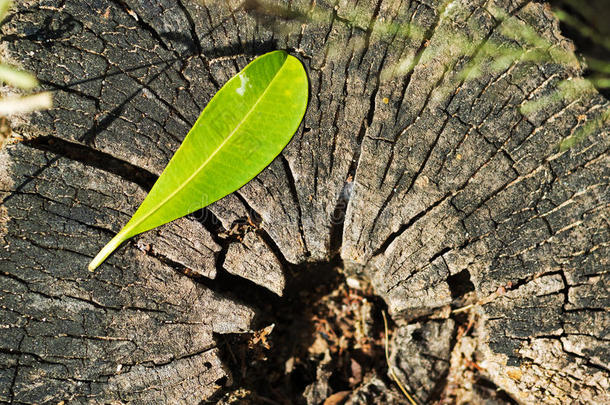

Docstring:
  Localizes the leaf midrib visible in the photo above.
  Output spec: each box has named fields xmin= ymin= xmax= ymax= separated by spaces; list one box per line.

xmin=125 ymin=61 xmax=287 ymax=235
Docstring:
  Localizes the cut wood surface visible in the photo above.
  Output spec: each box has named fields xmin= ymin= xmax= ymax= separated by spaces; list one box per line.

xmin=0 ymin=0 xmax=608 ymax=403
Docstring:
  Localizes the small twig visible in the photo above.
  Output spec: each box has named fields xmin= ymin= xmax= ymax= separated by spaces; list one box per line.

xmin=451 ymin=303 xmax=474 ymax=314
xmin=382 ymin=311 xmax=417 ymax=405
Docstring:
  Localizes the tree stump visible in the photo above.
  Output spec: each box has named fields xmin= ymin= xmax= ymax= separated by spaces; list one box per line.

xmin=1 ymin=0 xmax=608 ymax=403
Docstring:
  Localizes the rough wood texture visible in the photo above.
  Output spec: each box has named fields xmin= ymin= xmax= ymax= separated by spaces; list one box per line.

xmin=1 ymin=0 xmax=608 ymax=403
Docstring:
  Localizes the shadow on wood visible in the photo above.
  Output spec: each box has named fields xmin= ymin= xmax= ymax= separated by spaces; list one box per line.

xmin=0 ymin=0 xmax=608 ymax=403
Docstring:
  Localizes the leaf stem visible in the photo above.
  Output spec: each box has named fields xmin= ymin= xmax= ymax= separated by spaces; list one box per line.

xmin=88 ymin=231 xmax=128 ymax=271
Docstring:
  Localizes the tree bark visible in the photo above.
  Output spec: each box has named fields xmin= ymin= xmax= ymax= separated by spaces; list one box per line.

xmin=0 ymin=0 xmax=608 ymax=403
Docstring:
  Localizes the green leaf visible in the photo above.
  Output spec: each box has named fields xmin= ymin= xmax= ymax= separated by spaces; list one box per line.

xmin=89 ymin=50 xmax=308 ymax=271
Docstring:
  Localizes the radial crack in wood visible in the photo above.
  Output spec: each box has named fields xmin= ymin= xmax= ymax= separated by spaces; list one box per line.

xmin=1 ymin=0 xmax=608 ymax=403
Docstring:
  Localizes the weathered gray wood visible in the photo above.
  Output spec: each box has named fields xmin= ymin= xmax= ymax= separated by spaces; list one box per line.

xmin=0 ymin=146 xmax=255 ymax=403
xmin=224 ymin=232 xmax=285 ymax=295
xmin=1 ymin=0 xmax=608 ymax=403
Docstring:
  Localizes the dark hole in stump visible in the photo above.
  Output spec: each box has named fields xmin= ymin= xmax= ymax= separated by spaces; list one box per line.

xmin=447 ymin=269 xmax=475 ymax=299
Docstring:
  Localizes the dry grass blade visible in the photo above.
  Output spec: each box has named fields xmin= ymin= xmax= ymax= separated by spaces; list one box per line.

xmin=382 ymin=311 xmax=417 ymax=405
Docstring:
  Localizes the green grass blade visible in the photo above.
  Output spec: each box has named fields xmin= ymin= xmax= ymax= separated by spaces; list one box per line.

xmin=89 ymin=50 xmax=309 ymax=271
xmin=0 ymin=0 xmax=11 ymax=22
xmin=0 ymin=64 xmax=39 ymax=89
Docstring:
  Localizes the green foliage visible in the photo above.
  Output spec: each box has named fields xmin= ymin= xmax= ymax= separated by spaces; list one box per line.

xmin=89 ymin=50 xmax=309 ymax=270
xmin=0 ymin=64 xmax=38 ymax=89
xmin=559 ymin=107 xmax=610 ymax=151
xmin=551 ymin=1 xmax=610 ymax=91
xmin=0 ymin=0 xmax=52 ymax=116
xmin=249 ymin=0 xmax=608 ymax=151
xmin=0 ymin=0 xmax=10 ymax=21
